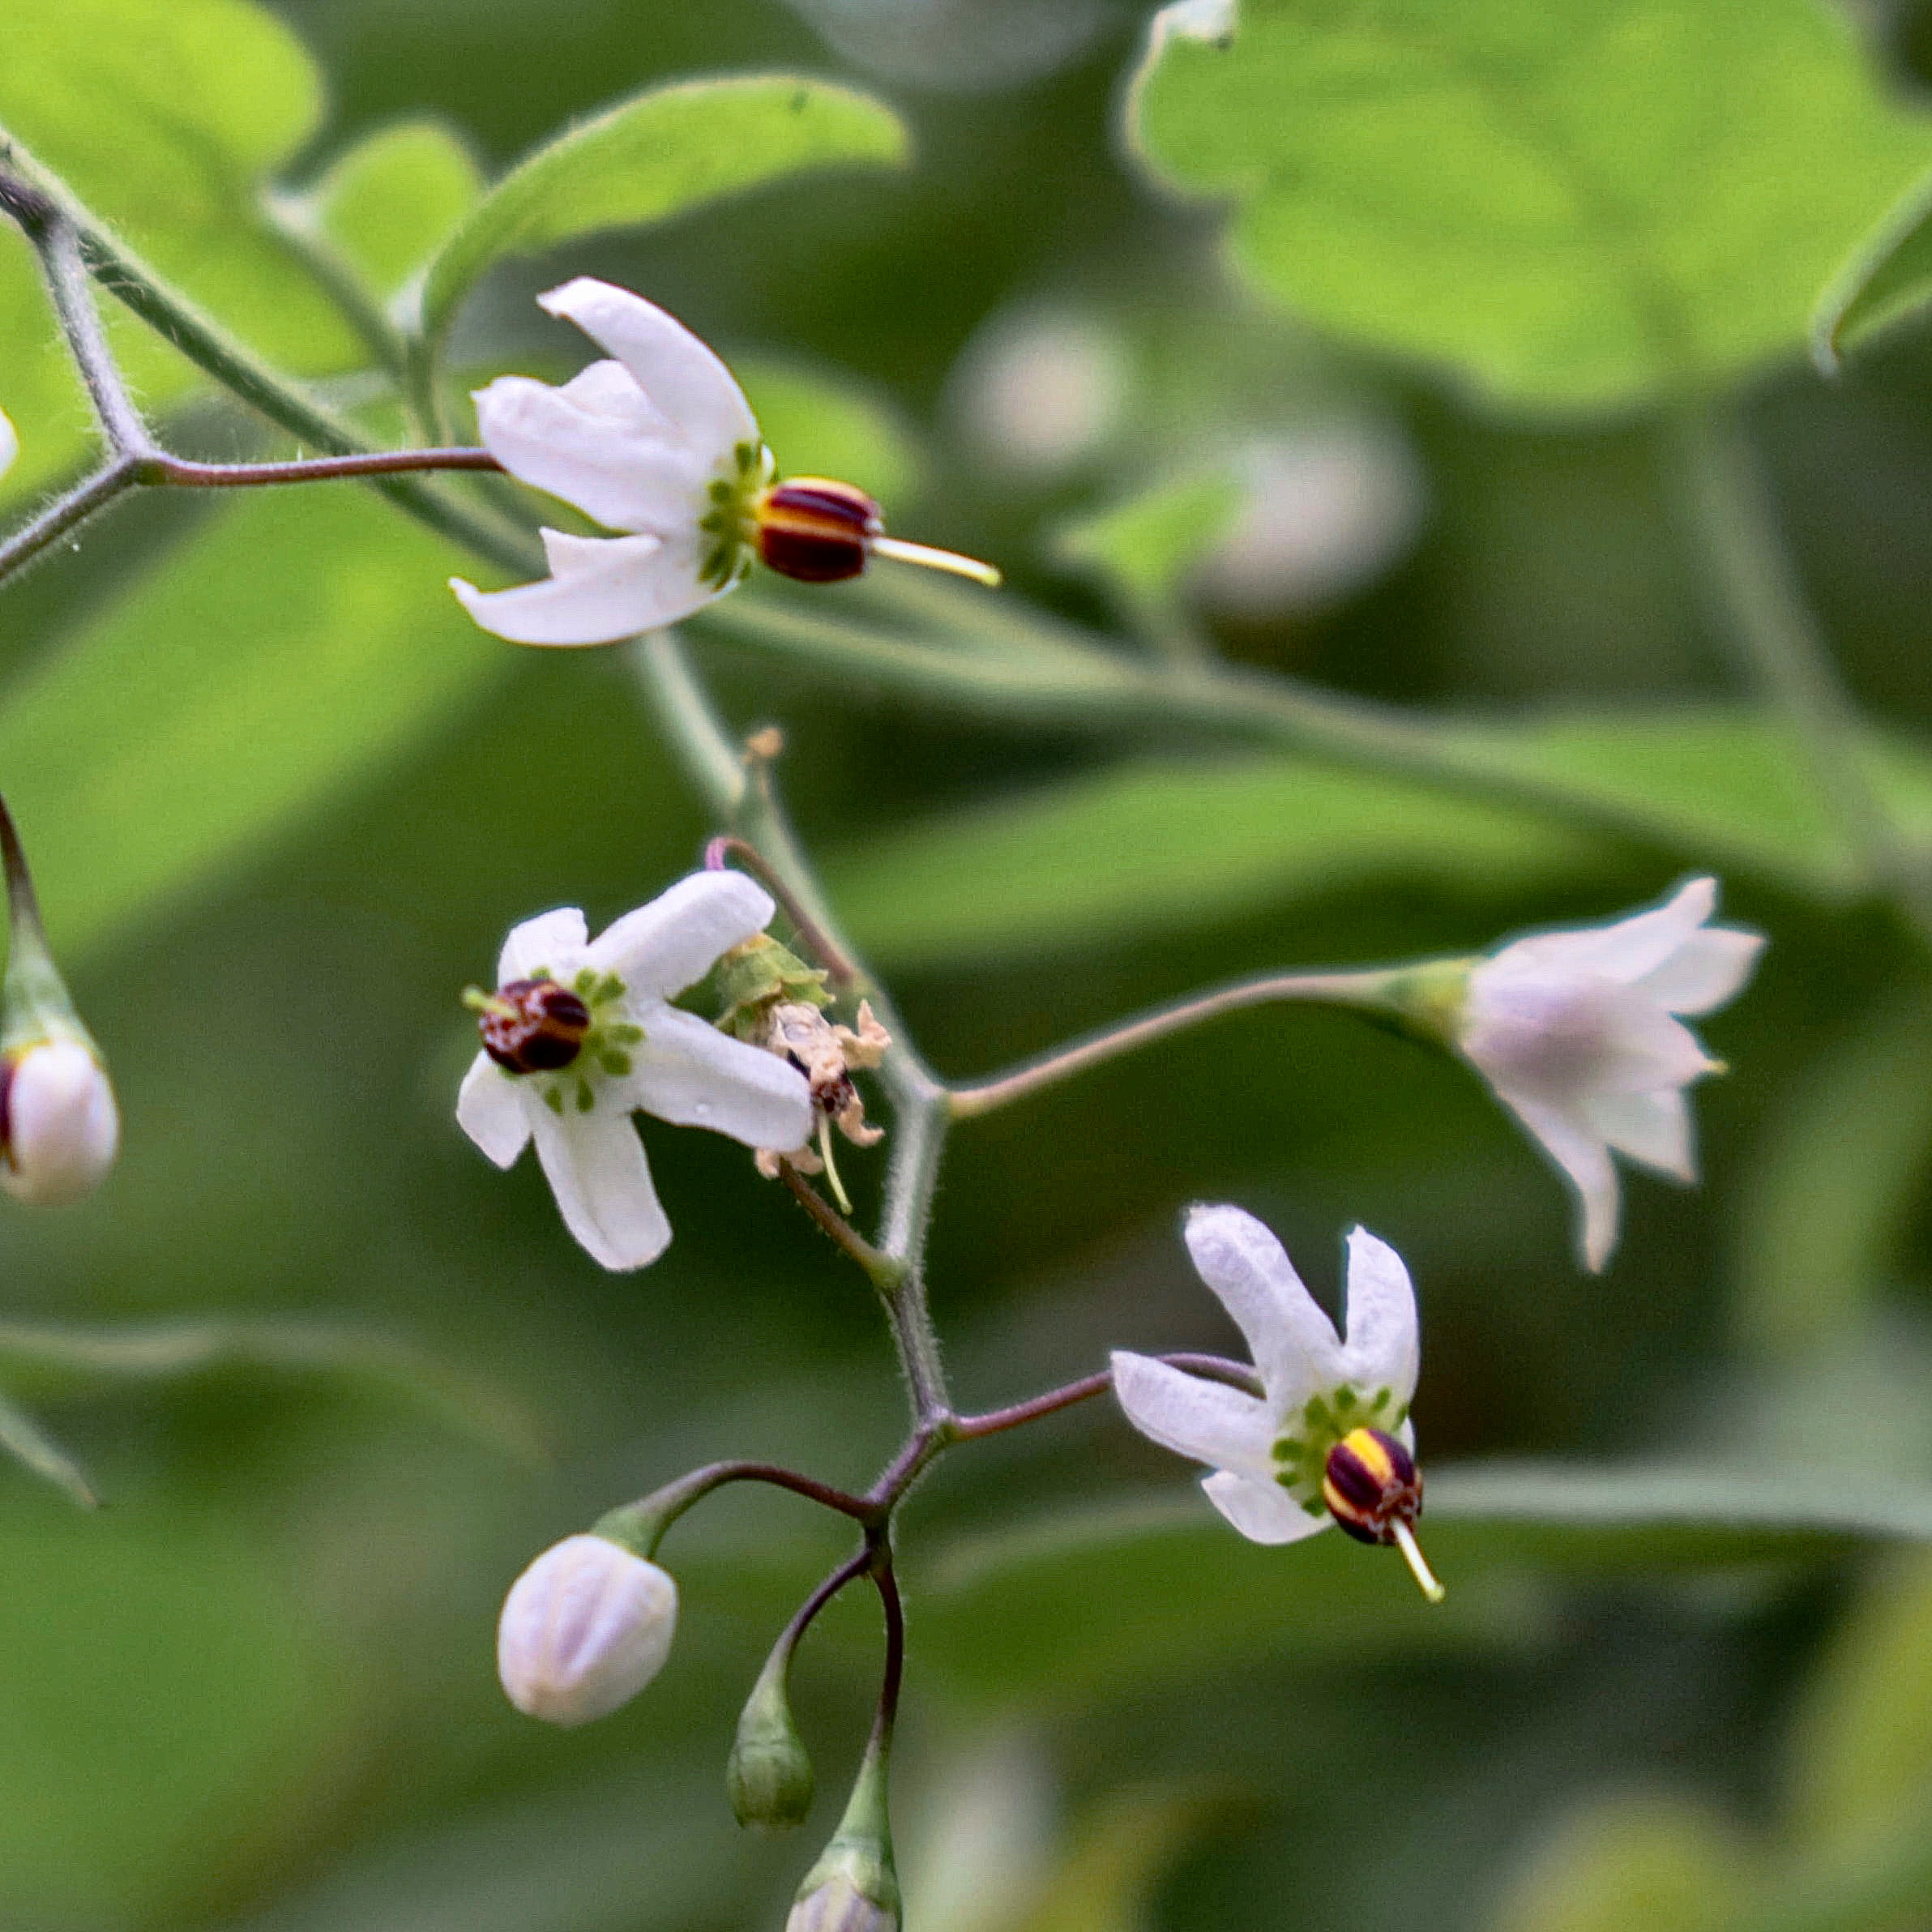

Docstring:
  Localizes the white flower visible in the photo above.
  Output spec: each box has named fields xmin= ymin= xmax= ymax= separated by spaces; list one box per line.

xmin=0 ymin=407 xmax=16 ymax=481
xmin=451 ymin=277 xmax=764 ymax=646
xmin=1457 ymin=877 xmax=1763 ymax=1273
xmin=457 ymin=870 xmax=814 ymax=1271
xmin=0 ymin=1038 xmax=118 ymax=1205
xmin=1112 ymin=1205 xmax=1441 ymax=1596
xmin=497 ymin=1533 xmax=678 ymax=1725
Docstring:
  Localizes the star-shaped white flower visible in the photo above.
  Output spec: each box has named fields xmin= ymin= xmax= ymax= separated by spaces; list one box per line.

xmin=1113 ymin=1205 xmax=1440 ymax=1596
xmin=457 ymin=870 xmax=814 ymax=1271
xmin=1456 ymin=876 xmax=1763 ymax=1273
xmin=450 ymin=278 xmax=764 ymax=647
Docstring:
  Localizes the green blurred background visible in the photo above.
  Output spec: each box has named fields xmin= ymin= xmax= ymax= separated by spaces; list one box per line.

xmin=10 ymin=1 xmax=1932 ymax=1928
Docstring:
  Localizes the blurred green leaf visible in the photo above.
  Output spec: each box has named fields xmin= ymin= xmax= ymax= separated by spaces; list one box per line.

xmin=1050 ymin=468 xmax=1243 ymax=630
xmin=0 ymin=1387 xmax=96 ymax=1509
xmin=1489 ymin=1792 xmax=1750 ymax=1932
xmin=0 ymin=0 xmax=361 ymax=498
xmin=416 ymin=75 xmax=910 ymax=361
xmin=1785 ymin=1552 xmax=1932 ymax=1860
xmin=0 ymin=487 xmax=508 ymax=960
xmin=919 ymin=1466 xmax=1932 ymax=1710
xmin=736 ymin=356 xmax=925 ymax=508
xmin=1732 ymin=984 xmax=1932 ymax=1360
xmin=1811 ymin=162 xmax=1932 ymax=370
xmin=0 ymin=1319 xmax=545 ymax=1463
xmin=1021 ymin=1788 xmax=1226 ymax=1932
xmin=826 ymin=753 xmax=1599 ymax=969
xmin=0 ymin=1506 xmax=346 ymax=1924
xmin=1126 ymin=0 xmax=1932 ymax=410
xmin=305 ymin=120 xmax=486 ymax=301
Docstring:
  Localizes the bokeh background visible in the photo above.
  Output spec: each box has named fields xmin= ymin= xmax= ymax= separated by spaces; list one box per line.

xmin=7 ymin=1 xmax=1932 ymax=1928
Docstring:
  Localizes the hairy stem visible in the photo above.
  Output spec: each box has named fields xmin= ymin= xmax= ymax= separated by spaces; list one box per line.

xmin=953 ymin=1352 xmax=1263 ymax=1438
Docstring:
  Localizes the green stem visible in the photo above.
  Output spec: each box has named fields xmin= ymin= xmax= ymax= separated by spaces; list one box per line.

xmin=947 ymin=966 xmax=1410 ymax=1121
xmin=1666 ymin=401 xmax=1932 ymax=935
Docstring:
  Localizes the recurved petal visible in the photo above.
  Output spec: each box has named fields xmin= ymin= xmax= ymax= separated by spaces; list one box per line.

xmin=1110 ymin=1350 xmax=1276 ymax=1477
xmin=473 ymin=369 xmax=708 ymax=534
xmin=1340 ymin=1227 xmax=1420 ymax=1405
xmin=1499 ymin=1089 xmax=1622 ymax=1273
xmin=1586 ymin=1086 xmax=1695 ymax=1182
xmin=458 ymin=1054 xmax=533 ymax=1168
xmin=587 ymin=870 xmax=776 ymax=999
xmin=1200 ymin=1470 xmax=1329 ymax=1545
xmin=1497 ymin=878 xmax=1718 ymax=985
xmin=1182 ymin=1204 xmax=1344 ymax=1410
xmin=633 ymin=1005 xmax=814 ymax=1151
xmin=498 ymin=906 xmax=589 ymax=985
xmin=452 ymin=528 xmax=714 ymax=647
xmin=1633 ymin=925 xmax=1764 ymax=1015
xmin=531 ymin=1104 xmax=673 ymax=1271
xmin=539 ymin=278 xmax=758 ymax=458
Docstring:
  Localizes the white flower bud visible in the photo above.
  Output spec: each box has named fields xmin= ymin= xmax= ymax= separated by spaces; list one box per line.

xmin=787 ymin=1874 xmax=899 ymax=1932
xmin=496 ymin=1533 xmax=677 ymax=1725
xmin=1 ymin=1039 xmax=118 ymax=1205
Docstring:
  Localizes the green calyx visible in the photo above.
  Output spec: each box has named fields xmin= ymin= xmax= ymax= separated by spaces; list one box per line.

xmin=1369 ymin=956 xmax=1477 ymax=1049
xmin=1270 ymin=1383 xmax=1410 ymax=1518
xmin=697 ymin=439 xmax=775 ymax=592
xmin=728 ymin=1650 xmax=815 ymax=1832
xmin=795 ymin=1736 xmax=898 ymax=1921
xmin=714 ymin=931 xmax=831 ymax=1042
xmin=0 ymin=797 xmax=95 ymax=1062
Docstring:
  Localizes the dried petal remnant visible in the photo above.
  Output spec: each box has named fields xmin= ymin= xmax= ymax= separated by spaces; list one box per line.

xmin=480 ymin=978 xmax=593 ymax=1074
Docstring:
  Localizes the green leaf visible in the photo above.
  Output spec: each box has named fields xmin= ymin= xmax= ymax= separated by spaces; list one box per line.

xmin=1785 ymin=1553 xmax=1932 ymax=1860
xmin=1731 ymin=983 xmax=1932 ymax=1359
xmin=1488 ymin=1793 xmax=1751 ymax=1932
xmin=0 ymin=1387 xmax=96 ymax=1509
xmin=0 ymin=486 xmax=509 ymax=961
xmin=918 ymin=1465 xmax=1932 ymax=1709
xmin=0 ymin=0 xmax=361 ymax=500
xmin=1051 ymin=468 xmax=1244 ymax=627
xmin=0 ymin=1319 xmax=545 ymax=1464
xmin=304 ymin=120 xmax=485 ymax=301
xmin=826 ymin=753 xmax=1600 ymax=970
xmin=1812 ymin=161 xmax=1932 ymax=370
xmin=416 ymin=75 xmax=910 ymax=361
xmin=735 ymin=356 xmax=925 ymax=509
xmin=1125 ymin=0 xmax=1932 ymax=411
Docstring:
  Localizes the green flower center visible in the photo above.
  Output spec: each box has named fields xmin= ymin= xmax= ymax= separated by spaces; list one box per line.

xmin=1271 ymin=1383 xmax=1410 ymax=1518
xmin=696 ymin=441 xmax=775 ymax=592
xmin=525 ymin=965 xmax=643 ymax=1117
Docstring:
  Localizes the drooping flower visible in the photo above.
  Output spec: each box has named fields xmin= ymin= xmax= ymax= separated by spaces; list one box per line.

xmin=1112 ymin=1204 xmax=1443 ymax=1600
xmin=497 ymin=1532 xmax=678 ymax=1725
xmin=451 ymin=278 xmax=997 ymax=647
xmin=1454 ymin=876 xmax=1763 ymax=1272
xmin=456 ymin=870 xmax=814 ymax=1270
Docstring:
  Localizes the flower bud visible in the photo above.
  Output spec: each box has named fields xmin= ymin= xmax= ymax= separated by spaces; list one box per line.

xmin=728 ymin=1655 xmax=815 ymax=1832
xmin=790 ymin=1732 xmax=900 ymax=1932
xmin=496 ymin=1533 xmax=677 ymax=1725
xmin=787 ymin=1874 xmax=899 ymax=1932
xmin=0 ymin=1039 xmax=118 ymax=1205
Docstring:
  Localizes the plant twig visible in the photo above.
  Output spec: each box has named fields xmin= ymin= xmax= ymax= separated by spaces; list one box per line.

xmin=953 ymin=1353 xmax=1263 ymax=1439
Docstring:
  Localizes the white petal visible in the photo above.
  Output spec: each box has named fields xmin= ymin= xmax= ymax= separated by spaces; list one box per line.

xmin=587 ymin=870 xmax=776 ymax=999
xmin=0 ymin=1041 xmax=118 ymax=1205
xmin=1498 ymin=1090 xmax=1622 ymax=1272
xmin=531 ymin=1104 xmax=672 ymax=1271
xmin=539 ymin=278 xmax=758 ymax=459
xmin=0 ymin=408 xmax=16 ymax=479
xmin=1586 ymin=1087 xmax=1695 ymax=1182
xmin=1200 ymin=1470 xmax=1330 ymax=1545
xmin=473 ymin=369 xmax=709 ymax=534
xmin=457 ymin=1054 xmax=533 ymax=1168
xmin=1584 ymin=995 xmax=1718 ymax=1095
xmin=1109 ymin=1350 xmax=1276 ymax=1477
xmin=1632 ymin=925 xmax=1764 ymax=1015
xmin=1340 ymin=1227 xmax=1420 ymax=1406
xmin=633 ymin=1005 xmax=814 ymax=1151
xmin=1495 ymin=878 xmax=1718 ymax=985
xmin=1182 ymin=1204 xmax=1344 ymax=1410
xmin=452 ymin=528 xmax=716 ymax=648
xmin=498 ymin=906 xmax=589 ymax=985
